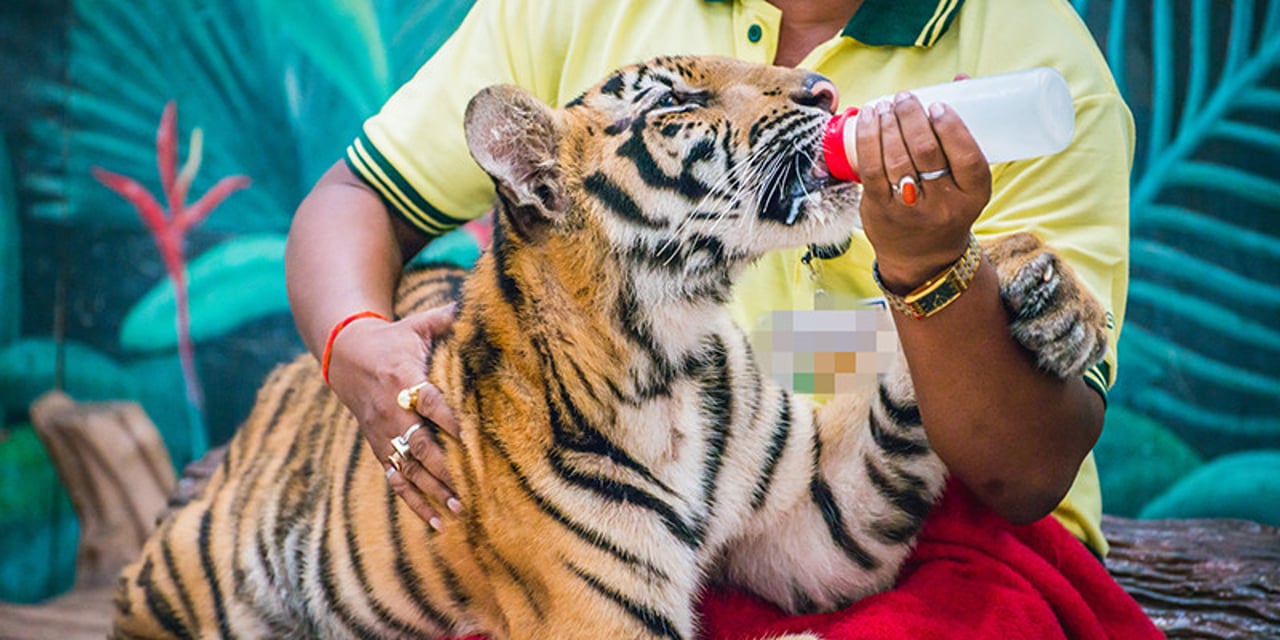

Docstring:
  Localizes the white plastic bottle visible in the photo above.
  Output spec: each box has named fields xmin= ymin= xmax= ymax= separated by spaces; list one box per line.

xmin=821 ymin=67 xmax=1075 ymax=182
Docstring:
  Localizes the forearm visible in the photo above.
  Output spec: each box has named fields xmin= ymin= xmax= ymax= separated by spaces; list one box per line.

xmin=286 ymin=161 xmax=462 ymax=520
xmin=285 ymin=161 xmax=427 ymax=358
xmin=889 ymin=260 xmax=1104 ymax=523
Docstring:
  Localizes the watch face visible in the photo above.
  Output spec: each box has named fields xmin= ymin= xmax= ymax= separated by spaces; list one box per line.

xmin=917 ymin=280 xmax=961 ymax=316
xmin=881 ymin=234 xmax=980 ymax=319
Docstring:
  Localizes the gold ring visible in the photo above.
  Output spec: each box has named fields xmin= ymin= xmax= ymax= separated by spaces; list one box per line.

xmin=387 ymin=449 xmax=406 ymax=473
xmin=397 ymin=381 xmax=429 ymax=411
xmin=390 ymin=423 xmax=421 ymax=458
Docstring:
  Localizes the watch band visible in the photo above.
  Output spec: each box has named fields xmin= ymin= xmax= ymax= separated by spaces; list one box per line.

xmin=873 ymin=234 xmax=983 ymax=320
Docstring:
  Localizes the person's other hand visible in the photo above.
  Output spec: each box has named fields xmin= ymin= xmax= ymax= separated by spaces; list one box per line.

xmin=854 ymin=90 xmax=992 ymax=291
xmin=327 ymin=303 xmax=461 ymax=530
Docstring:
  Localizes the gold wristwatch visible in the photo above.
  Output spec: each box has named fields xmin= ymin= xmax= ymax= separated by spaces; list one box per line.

xmin=873 ymin=234 xmax=983 ymax=320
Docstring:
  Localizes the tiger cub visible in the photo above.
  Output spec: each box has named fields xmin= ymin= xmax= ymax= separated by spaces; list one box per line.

xmin=112 ymin=56 xmax=1108 ymax=640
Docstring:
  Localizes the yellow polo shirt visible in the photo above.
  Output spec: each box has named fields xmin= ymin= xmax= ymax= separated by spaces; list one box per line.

xmin=347 ymin=0 xmax=1134 ymax=556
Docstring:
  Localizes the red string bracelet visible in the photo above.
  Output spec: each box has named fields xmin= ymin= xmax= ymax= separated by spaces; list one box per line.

xmin=321 ymin=311 xmax=389 ymax=386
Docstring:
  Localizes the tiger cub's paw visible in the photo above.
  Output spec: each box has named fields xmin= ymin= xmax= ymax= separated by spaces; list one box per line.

xmin=984 ymin=232 xmax=1109 ymax=380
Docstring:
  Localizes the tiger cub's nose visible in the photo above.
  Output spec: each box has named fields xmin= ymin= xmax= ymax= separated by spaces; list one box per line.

xmin=791 ymin=74 xmax=839 ymax=113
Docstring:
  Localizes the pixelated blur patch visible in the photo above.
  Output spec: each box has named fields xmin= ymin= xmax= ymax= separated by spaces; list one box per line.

xmin=751 ymin=294 xmax=897 ymax=396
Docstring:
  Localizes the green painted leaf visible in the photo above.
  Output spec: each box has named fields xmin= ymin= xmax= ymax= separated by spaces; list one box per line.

xmin=23 ymin=1 xmax=297 ymax=232
xmin=1080 ymin=0 xmax=1280 ymax=454
xmin=0 ymin=425 xmax=73 ymax=521
xmin=22 ymin=0 xmax=478 ymax=234
xmin=1094 ymin=407 xmax=1204 ymax=517
xmin=0 ymin=134 xmax=18 ymax=346
xmin=1140 ymin=450 xmax=1280 ymax=525
xmin=120 ymin=234 xmax=289 ymax=351
xmin=378 ymin=1 xmax=476 ymax=85
xmin=409 ymin=227 xmax=483 ymax=270
xmin=1115 ymin=326 xmax=1280 ymax=457
xmin=0 ymin=423 xmax=78 ymax=604
xmin=0 ymin=339 xmax=137 ymax=414
xmin=0 ymin=513 xmax=78 ymax=604
xmin=259 ymin=0 xmax=389 ymax=115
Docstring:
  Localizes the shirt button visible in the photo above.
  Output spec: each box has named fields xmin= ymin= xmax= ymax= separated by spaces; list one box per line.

xmin=747 ymin=23 xmax=763 ymax=42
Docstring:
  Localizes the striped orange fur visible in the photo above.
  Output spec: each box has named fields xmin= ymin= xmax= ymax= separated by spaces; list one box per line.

xmin=112 ymin=56 xmax=1108 ymax=640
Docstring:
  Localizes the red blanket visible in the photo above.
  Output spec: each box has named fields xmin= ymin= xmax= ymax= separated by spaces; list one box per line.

xmin=455 ymin=480 xmax=1162 ymax=639
xmin=698 ymin=480 xmax=1162 ymax=640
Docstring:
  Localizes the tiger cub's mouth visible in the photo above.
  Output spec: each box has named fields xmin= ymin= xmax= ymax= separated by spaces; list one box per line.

xmin=759 ymin=139 xmax=842 ymax=227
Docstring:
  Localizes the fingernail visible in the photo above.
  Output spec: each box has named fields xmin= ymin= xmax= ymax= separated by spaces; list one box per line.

xmin=929 ymin=103 xmax=946 ymax=119
xmin=894 ymin=91 xmax=912 ymax=103
xmin=447 ymin=497 xmax=463 ymax=513
xmin=429 ymin=517 xmax=443 ymax=531
xmin=876 ymin=100 xmax=891 ymax=116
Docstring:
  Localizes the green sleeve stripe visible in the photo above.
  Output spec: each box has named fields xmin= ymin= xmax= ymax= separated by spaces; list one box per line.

xmin=1083 ymin=373 xmax=1109 ymax=404
xmin=1082 ymin=361 xmax=1111 ymax=404
xmin=345 ymin=133 xmax=468 ymax=236
xmin=345 ymin=140 xmax=451 ymax=235
xmin=1091 ymin=359 xmax=1113 ymax=388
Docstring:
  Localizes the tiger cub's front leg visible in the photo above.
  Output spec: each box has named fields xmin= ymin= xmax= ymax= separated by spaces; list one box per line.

xmin=718 ymin=232 xmax=1111 ymax=615
xmin=983 ymin=231 xmax=1109 ymax=379
xmin=715 ymin=351 xmax=944 ymax=614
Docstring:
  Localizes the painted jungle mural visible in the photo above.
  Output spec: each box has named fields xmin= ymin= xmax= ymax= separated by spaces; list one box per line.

xmin=0 ymin=0 xmax=1277 ymax=604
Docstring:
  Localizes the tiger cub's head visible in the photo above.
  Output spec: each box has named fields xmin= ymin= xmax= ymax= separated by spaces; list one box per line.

xmin=465 ymin=56 xmax=859 ymax=296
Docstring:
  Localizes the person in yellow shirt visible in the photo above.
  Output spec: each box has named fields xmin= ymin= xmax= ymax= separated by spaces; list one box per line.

xmin=286 ymin=0 xmax=1131 ymax=562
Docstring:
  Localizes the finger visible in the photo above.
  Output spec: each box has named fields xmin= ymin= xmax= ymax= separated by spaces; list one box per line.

xmin=398 ymin=455 xmax=459 ymax=515
xmin=893 ymin=93 xmax=950 ymax=186
xmin=387 ymin=467 xmax=444 ymax=531
xmin=396 ymin=380 xmax=433 ymax=417
xmin=365 ymin=429 xmax=396 ymax=467
xmin=854 ymin=100 xmax=889 ymax=200
xmin=408 ymin=422 xmax=459 ymax=500
xmin=926 ymin=102 xmax=990 ymax=193
xmin=407 ymin=303 xmax=459 ymax=340
xmin=413 ymin=381 xmax=461 ymax=440
xmin=878 ymin=99 xmax=919 ymax=204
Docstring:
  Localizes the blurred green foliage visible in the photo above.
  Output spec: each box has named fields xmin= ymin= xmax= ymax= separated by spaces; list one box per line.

xmin=0 ymin=425 xmax=79 ymax=604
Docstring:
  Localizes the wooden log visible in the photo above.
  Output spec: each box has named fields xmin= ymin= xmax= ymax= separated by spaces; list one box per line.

xmin=26 ymin=391 xmax=176 ymax=590
xmin=0 ymin=587 xmax=115 ymax=640
xmin=0 ymin=391 xmax=176 ymax=639
xmin=1102 ymin=515 xmax=1280 ymax=639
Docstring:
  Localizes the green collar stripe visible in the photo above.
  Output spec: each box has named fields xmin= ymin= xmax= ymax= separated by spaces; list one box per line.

xmin=917 ymin=0 xmax=964 ymax=46
xmin=699 ymin=0 xmax=964 ymax=47
xmin=840 ymin=0 xmax=965 ymax=47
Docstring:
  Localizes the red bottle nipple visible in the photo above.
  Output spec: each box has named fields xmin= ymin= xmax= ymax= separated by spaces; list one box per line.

xmin=821 ymin=106 xmax=861 ymax=183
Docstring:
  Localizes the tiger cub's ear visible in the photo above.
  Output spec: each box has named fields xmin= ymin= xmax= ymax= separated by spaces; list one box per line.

xmin=465 ymin=85 xmax=565 ymax=238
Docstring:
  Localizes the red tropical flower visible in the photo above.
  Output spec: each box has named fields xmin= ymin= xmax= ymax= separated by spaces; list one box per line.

xmin=93 ymin=101 xmax=250 ymax=409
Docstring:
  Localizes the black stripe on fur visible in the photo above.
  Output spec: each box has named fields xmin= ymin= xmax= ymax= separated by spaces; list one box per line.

xmin=808 ymin=432 xmax=881 ymax=572
xmin=565 ymin=560 xmax=684 ymax=640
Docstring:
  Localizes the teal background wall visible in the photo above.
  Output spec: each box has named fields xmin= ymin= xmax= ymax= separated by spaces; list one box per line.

xmin=1 ymin=0 xmax=1277 ymax=604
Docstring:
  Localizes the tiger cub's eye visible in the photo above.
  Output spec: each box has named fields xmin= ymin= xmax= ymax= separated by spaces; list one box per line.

xmin=656 ymin=92 xmax=683 ymax=108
